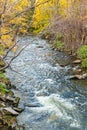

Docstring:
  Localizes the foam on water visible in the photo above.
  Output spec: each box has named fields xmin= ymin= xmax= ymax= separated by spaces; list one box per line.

xmin=39 ymin=63 xmax=62 ymax=70
xmin=37 ymin=94 xmax=75 ymax=113
xmin=37 ymin=94 xmax=81 ymax=128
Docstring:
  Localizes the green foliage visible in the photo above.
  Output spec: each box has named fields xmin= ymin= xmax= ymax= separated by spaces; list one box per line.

xmin=77 ymin=45 xmax=87 ymax=59
xmin=0 ymin=72 xmax=9 ymax=94
xmin=81 ymin=58 xmax=87 ymax=68
xmin=0 ymin=83 xmax=9 ymax=94
xmin=0 ymin=72 xmax=10 ymax=86
xmin=56 ymin=34 xmax=63 ymax=41
xmin=0 ymin=73 xmax=6 ymax=79
xmin=54 ymin=40 xmax=63 ymax=49
xmin=56 ymin=41 xmax=63 ymax=49
xmin=77 ymin=45 xmax=87 ymax=68
xmin=54 ymin=34 xmax=64 ymax=49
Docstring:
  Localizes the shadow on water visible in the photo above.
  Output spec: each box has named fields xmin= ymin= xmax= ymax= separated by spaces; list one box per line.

xmin=6 ymin=36 xmax=87 ymax=130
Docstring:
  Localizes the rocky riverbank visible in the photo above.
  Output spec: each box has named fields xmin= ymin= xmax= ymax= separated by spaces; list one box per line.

xmin=0 ymin=59 xmax=22 ymax=130
xmin=41 ymin=33 xmax=87 ymax=80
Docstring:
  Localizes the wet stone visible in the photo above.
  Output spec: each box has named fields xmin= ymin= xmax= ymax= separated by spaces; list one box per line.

xmin=25 ymin=102 xmax=41 ymax=107
xmin=13 ymin=97 xmax=20 ymax=107
xmin=13 ymin=107 xmax=23 ymax=112
xmin=73 ymin=59 xmax=81 ymax=64
xmin=3 ymin=107 xmax=19 ymax=115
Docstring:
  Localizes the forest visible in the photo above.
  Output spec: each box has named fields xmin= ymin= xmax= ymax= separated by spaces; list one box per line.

xmin=0 ymin=0 xmax=87 ymax=129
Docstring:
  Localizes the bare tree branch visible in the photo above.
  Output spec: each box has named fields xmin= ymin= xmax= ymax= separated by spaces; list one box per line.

xmin=0 ymin=30 xmax=13 ymax=37
xmin=3 ymin=40 xmax=20 ymax=59
xmin=0 ymin=0 xmax=51 ymax=71
xmin=0 ymin=0 xmax=8 ymax=16
xmin=0 ymin=40 xmax=35 ymax=71
xmin=4 ymin=0 xmax=51 ymax=23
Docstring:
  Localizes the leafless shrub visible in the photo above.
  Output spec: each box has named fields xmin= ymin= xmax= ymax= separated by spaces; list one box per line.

xmin=50 ymin=0 xmax=87 ymax=53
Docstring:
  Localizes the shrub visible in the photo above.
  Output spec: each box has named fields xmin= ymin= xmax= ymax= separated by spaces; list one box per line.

xmin=77 ymin=45 xmax=87 ymax=68
xmin=77 ymin=45 xmax=87 ymax=59
xmin=56 ymin=34 xmax=63 ymax=41
xmin=51 ymin=1 xmax=87 ymax=52
xmin=0 ymin=83 xmax=9 ymax=94
xmin=54 ymin=40 xmax=63 ymax=49
xmin=82 ymin=58 xmax=87 ymax=68
xmin=0 ymin=73 xmax=6 ymax=79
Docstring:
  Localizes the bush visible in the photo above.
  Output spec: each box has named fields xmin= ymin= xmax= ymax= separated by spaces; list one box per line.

xmin=51 ymin=1 xmax=87 ymax=52
xmin=77 ymin=45 xmax=87 ymax=59
xmin=77 ymin=45 xmax=87 ymax=68
xmin=82 ymin=58 xmax=87 ymax=68
xmin=0 ymin=83 xmax=9 ymax=94
xmin=0 ymin=73 xmax=6 ymax=79
xmin=56 ymin=34 xmax=63 ymax=41
xmin=54 ymin=40 xmax=63 ymax=49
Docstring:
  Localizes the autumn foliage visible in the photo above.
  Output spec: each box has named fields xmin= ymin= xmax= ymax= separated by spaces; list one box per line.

xmin=0 ymin=0 xmax=30 ymax=56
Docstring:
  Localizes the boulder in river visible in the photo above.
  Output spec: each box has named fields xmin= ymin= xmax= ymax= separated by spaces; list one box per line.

xmin=72 ymin=59 xmax=81 ymax=64
xmin=13 ymin=107 xmax=23 ymax=112
xmin=70 ymin=73 xmax=87 ymax=80
xmin=3 ymin=107 xmax=19 ymax=115
xmin=13 ymin=97 xmax=20 ymax=107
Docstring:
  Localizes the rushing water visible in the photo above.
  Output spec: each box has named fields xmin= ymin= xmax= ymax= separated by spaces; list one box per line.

xmin=6 ymin=36 xmax=87 ymax=130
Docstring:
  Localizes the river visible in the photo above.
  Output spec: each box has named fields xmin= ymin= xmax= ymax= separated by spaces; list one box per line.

xmin=6 ymin=36 xmax=87 ymax=130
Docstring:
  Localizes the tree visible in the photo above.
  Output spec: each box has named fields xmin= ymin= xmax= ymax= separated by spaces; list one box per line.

xmin=32 ymin=0 xmax=55 ymax=33
xmin=0 ymin=0 xmax=33 ymax=70
xmin=0 ymin=0 xmax=52 ymax=70
xmin=50 ymin=0 xmax=87 ymax=52
xmin=0 ymin=0 xmax=30 ymax=50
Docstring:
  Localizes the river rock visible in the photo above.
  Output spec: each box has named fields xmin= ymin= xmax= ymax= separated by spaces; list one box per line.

xmin=13 ymin=97 xmax=20 ymax=106
xmin=6 ymin=96 xmax=15 ymax=102
xmin=0 ymin=95 xmax=6 ymax=102
xmin=75 ymin=69 xmax=82 ymax=73
xmin=3 ymin=107 xmax=19 ymax=115
xmin=8 ymin=91 xmax=14 ymax=97
xmin=25 ymin=102 xmax=41 ymax=107
xmin=13 ymin=107 xmax=23 ymax=112
xmin=0 ymin=111 xmax=3 ymax=117
xmin=73 ymin=59 xmax=81 ymax=64
xmin=37 ymin=45 xmax=44 ymax=48
xmin=0 ymin=101 xmax=5 ymax=107
xmin=70 ymin=73 xmax=87 ymax=80
xmin=11 ymin=84 xmax=16 ymax=89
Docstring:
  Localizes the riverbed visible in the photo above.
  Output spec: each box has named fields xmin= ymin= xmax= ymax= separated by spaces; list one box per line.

xmin=6 ymin=36 xmax=87 ymax=130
